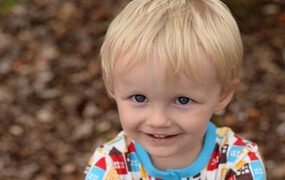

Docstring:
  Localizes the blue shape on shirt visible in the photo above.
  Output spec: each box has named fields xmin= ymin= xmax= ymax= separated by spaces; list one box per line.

xmin=86 ymin=166 xmax=105 ymax=180
xmin=129 ymin=153 xmax=140 ymax=172
xmin=251 ymin=160 xmax=265 ymax=179
xmin=228 ymin=146 xmax=245 ymax=163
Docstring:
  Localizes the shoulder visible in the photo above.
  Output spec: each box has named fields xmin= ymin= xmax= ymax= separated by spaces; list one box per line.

xmin=83 ymin=131 xmax=141 ymax=180
xmin=88 ymin=131 xmax=129 ymax=163
xmin=215 ymin=127 xmax=258 ymax=163
xmin=214 ymin=127 xmax=266 ymax=179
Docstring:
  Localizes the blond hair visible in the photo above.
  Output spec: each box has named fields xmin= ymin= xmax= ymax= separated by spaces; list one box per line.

xmin=101 ymin=0 xmax=243 ymax=97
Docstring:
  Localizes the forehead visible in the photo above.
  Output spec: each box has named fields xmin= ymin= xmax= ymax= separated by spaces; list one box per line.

xmin=114 ymin=50 xmax=218 ymax=87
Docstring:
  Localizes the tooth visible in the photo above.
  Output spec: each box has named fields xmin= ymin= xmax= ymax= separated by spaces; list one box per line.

xmin=154 ymin=135 xmax=166 ymax=138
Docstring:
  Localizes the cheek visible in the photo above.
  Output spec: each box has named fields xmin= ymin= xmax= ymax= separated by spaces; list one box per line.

xmin=182 ymin=119 xmax=208 ymax=134
xmin=117 ymin=104 xmax=142 ymax=130
xmin=176 ymin=111 xmax=211 ymax=133
xmin=119 ymin=111 xmax=133 ymax=127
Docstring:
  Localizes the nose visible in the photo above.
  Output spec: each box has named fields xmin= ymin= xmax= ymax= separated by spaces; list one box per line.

xmin=145 ymin=108 xmax=172 ymax=128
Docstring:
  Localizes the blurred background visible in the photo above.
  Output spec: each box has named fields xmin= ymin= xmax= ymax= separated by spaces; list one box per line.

xmin=0 ymin=0 xmax=284 ymax=179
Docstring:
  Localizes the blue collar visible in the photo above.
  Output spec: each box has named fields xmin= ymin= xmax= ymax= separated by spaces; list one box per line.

xmin=134 ymin=121 xmax=216 ymax=179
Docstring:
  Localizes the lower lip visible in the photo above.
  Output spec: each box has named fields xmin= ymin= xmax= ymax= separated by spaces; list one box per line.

xmin=145 ymin=134 xmax=181 ymax=144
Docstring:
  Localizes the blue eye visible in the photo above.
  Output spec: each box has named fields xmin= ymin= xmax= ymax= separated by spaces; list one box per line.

xmin=132 ymin=95 xmax=147 ymax=103
xmin=176 ymin=97 xmax=192 ymax=105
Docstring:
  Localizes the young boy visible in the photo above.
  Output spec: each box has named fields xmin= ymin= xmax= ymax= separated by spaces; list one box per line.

xmin=84 ymin=0 xmax=266 ymax=179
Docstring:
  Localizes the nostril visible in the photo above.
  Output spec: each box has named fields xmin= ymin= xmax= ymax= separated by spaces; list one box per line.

xmin=146 ymin=111 xmax=172 ymax=127
xmin=146 ymin=117 xmax=172 ymax=127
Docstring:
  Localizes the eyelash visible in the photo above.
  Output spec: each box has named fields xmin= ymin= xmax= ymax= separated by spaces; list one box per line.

xmin=131 ymin=94 xmax=194 ymax=105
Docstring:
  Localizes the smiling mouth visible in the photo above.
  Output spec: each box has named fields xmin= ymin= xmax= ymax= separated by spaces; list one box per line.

xmin=147 ymin=134 xmax=178 ymax=139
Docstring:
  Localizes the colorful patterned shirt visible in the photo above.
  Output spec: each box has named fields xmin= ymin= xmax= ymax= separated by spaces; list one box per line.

xmin=83 ymin=122 xmax=266 ymax=180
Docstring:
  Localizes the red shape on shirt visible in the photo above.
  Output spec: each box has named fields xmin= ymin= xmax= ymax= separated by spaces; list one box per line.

xmin=248 ymin=151 xmax=259 ymax=161
xmin=234 ymin=135 xmax=247 ymax=146
xmin=207 ymin=144 xmax=220 ymax=171
xmin=148 ymin=175 xmax=163 ymax=180
xmin=226 ymin=175 xmax=235 ymax=180
xmin=128 ymin=142 xmax=136 ymax=153
xmin=109 ymin=147 xmax=128 ymax=175
xmin=95 ymin=157 xmax=106 ymax=170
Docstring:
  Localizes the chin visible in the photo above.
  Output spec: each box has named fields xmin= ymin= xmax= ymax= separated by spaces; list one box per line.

xmin=146 ymin=146 xmax=177 ymax=158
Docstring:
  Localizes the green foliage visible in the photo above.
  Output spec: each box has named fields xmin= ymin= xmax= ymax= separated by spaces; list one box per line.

xmin=99 ymin=131 xmax=112 ymax=142
xmin=0 ymin=0 xmax=19 ymax=15
xmin=105 ymin=16 xmax=114 ymax=27
xmin=222 ymin=0 xmax=257 ymax=14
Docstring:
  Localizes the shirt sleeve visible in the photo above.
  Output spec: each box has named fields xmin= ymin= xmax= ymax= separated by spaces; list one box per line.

xmin=83 ymin=146 xmax=120 ymax=180
xmin=224 ymin=139 xmax=266 ymax=180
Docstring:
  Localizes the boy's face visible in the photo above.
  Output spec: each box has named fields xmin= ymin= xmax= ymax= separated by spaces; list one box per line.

xmin=113 ymin=51 xmax=233 ymax=169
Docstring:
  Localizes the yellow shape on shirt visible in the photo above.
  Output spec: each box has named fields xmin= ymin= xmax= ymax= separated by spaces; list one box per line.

xmin=105 ymin=166 xmax=120 ymax=180
xmin=140 ymin=166 xmax=147 ymax=178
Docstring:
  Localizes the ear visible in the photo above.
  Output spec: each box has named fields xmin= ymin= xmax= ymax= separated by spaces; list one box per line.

xmin=214 ymin=80 xmax=239 ymax=112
